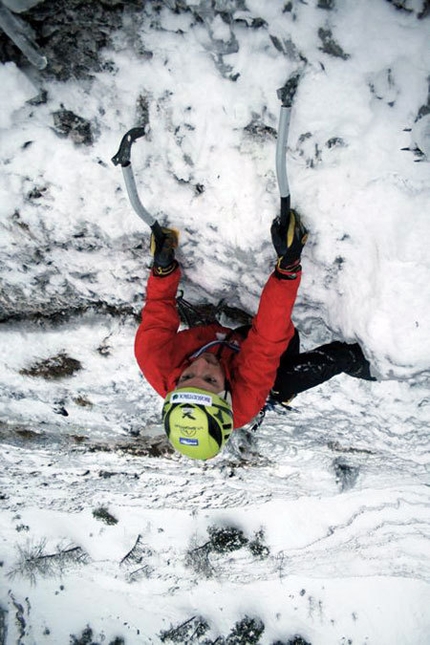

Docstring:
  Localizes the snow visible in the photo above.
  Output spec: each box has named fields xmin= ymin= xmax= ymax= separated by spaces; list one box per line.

xmin=1 ymin=0 xmax=430 ymax=643
xmin=0 ymin=63 xmax=36 ymax=128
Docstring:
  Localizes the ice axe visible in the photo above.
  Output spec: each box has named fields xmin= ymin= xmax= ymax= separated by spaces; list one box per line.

xmin=111 ymin=127 xmax=165 ymax=244
xmin=276 ymin=73 xmax=300 ymax=227
xmin=113 ymin=77 xmax=299 ymax=238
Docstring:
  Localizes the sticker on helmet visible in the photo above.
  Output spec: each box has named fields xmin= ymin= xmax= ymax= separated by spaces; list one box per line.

xmin=181 ymin=406 xmax=196 ymax=420
xmin=172 ymin=392 xmax=213 ymax=406
xmin=179 ymin=437 xmax=199 ymax=446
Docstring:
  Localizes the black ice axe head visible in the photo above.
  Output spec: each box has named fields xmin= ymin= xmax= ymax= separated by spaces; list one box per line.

xmin=111 ymin=127 xmax=164 ymax=242
xmin=111 ymin=127 xmax=146 ymax=167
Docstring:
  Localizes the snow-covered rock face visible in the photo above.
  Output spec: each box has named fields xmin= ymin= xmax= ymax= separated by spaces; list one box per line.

xmin=1 ymin=3 xmax=430 ymax=643
xmin=0 ymin=0 xmax=429 ymax=372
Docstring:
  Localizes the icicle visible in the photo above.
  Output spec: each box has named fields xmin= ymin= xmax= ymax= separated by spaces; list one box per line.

xmin=0 ymin=4 xmax=47 ymax=70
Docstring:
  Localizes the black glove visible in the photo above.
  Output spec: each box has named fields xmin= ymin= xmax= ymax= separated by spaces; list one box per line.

xmin=150 ymin=227 xmax=179 ymax=276
xmin=271 ymin=209 xmax=308 ymax=279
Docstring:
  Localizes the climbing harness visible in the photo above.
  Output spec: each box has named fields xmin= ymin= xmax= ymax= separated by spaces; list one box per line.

xmin=189 ymin=340 xmax=241 ymax=360
xmin=176 ymin=291 xmax=218 ymax=328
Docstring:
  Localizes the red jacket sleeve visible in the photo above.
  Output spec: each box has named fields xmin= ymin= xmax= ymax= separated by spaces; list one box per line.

xmin=134 ymin=267 xmax=182 ymax=396
xmin=231 ymin=272 xmax=301 ymax=428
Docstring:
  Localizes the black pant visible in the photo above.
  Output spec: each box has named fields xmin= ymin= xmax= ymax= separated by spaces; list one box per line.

xmin=271 ymin=329 xmax=372 ymax=402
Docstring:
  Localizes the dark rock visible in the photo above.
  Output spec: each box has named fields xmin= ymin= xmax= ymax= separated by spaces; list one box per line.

xmin=136 ymin=94 xmax=151 ymax=129
xmin=0 ymin=604 xmax=7 ymax=645
xmin=326 ymin=136 xmax=346 ymax=149
xmin=317 ymin=0 xmax=336 ymax=8
xmin=333 ymin=458 xmax=359 ymax=491
xmin=92 ymin=506 xmax=118 ymax=525
xmin=53 ymin=403 xmax=69 ymax=416
xmin=52 ymin=109 xmax=94 ymax=145
xmin=27 ymin=89 xmax=48 ymax=105
xmin=20 ymin=351 xmax=82 ymax=379
xmin=272 ymin=639 xmax=312 ymax=645
xmin=226 ymin=616 xmax=265 ymax=644
xmin=244 ymin=118 xmax=277 ymax=139
xmin=318 ymin=27 xmax=350 ymax=60
xmin=159 ymin=616 xmax=210 ymax=643
xmin=207 ymin=525 xmax=248 ymax=553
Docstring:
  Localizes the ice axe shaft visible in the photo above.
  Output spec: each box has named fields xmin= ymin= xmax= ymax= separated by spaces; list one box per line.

xmin=276 ymin=105 xmax=292 ymax=224
xmin=111 ymin=127 xmax=164 ymax=242
xmin=276 ymin=74 xmax=300 ymax=226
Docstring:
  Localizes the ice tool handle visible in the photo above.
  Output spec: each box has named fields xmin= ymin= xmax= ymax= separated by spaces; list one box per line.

xmin=276 ymin=74 xmax=300 ymax=226
xmin=111 ymin=127 xmax=164 ymax=242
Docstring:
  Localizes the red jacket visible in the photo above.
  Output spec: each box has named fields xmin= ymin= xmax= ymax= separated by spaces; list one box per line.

xmin=135 ymin=265 xmax=300 ymax=429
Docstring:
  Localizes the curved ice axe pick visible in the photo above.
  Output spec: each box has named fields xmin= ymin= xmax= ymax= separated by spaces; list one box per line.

xmin=276 ymin=74 xmax=300 ymax=226
xmin=111 ymin=127 xmax=164 ymax=243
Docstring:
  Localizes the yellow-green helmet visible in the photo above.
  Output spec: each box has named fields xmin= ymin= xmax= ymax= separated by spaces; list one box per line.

xmin=162 ymin=387 xmax=234 ymax=460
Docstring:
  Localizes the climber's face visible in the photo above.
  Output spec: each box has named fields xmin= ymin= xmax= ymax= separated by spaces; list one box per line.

xmin=176 ymin=353 xmax=225 ymax=394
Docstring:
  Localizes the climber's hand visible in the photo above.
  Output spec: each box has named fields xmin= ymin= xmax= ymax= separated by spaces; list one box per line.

xmin=271 ymin=209 xmax=308 ymax=278
xmin=150 ymin=227 xmax=179 ymax=276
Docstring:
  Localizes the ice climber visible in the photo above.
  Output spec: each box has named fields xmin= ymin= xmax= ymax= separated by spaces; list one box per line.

xmin=134 ymin=210 xmax=374 ymax=461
